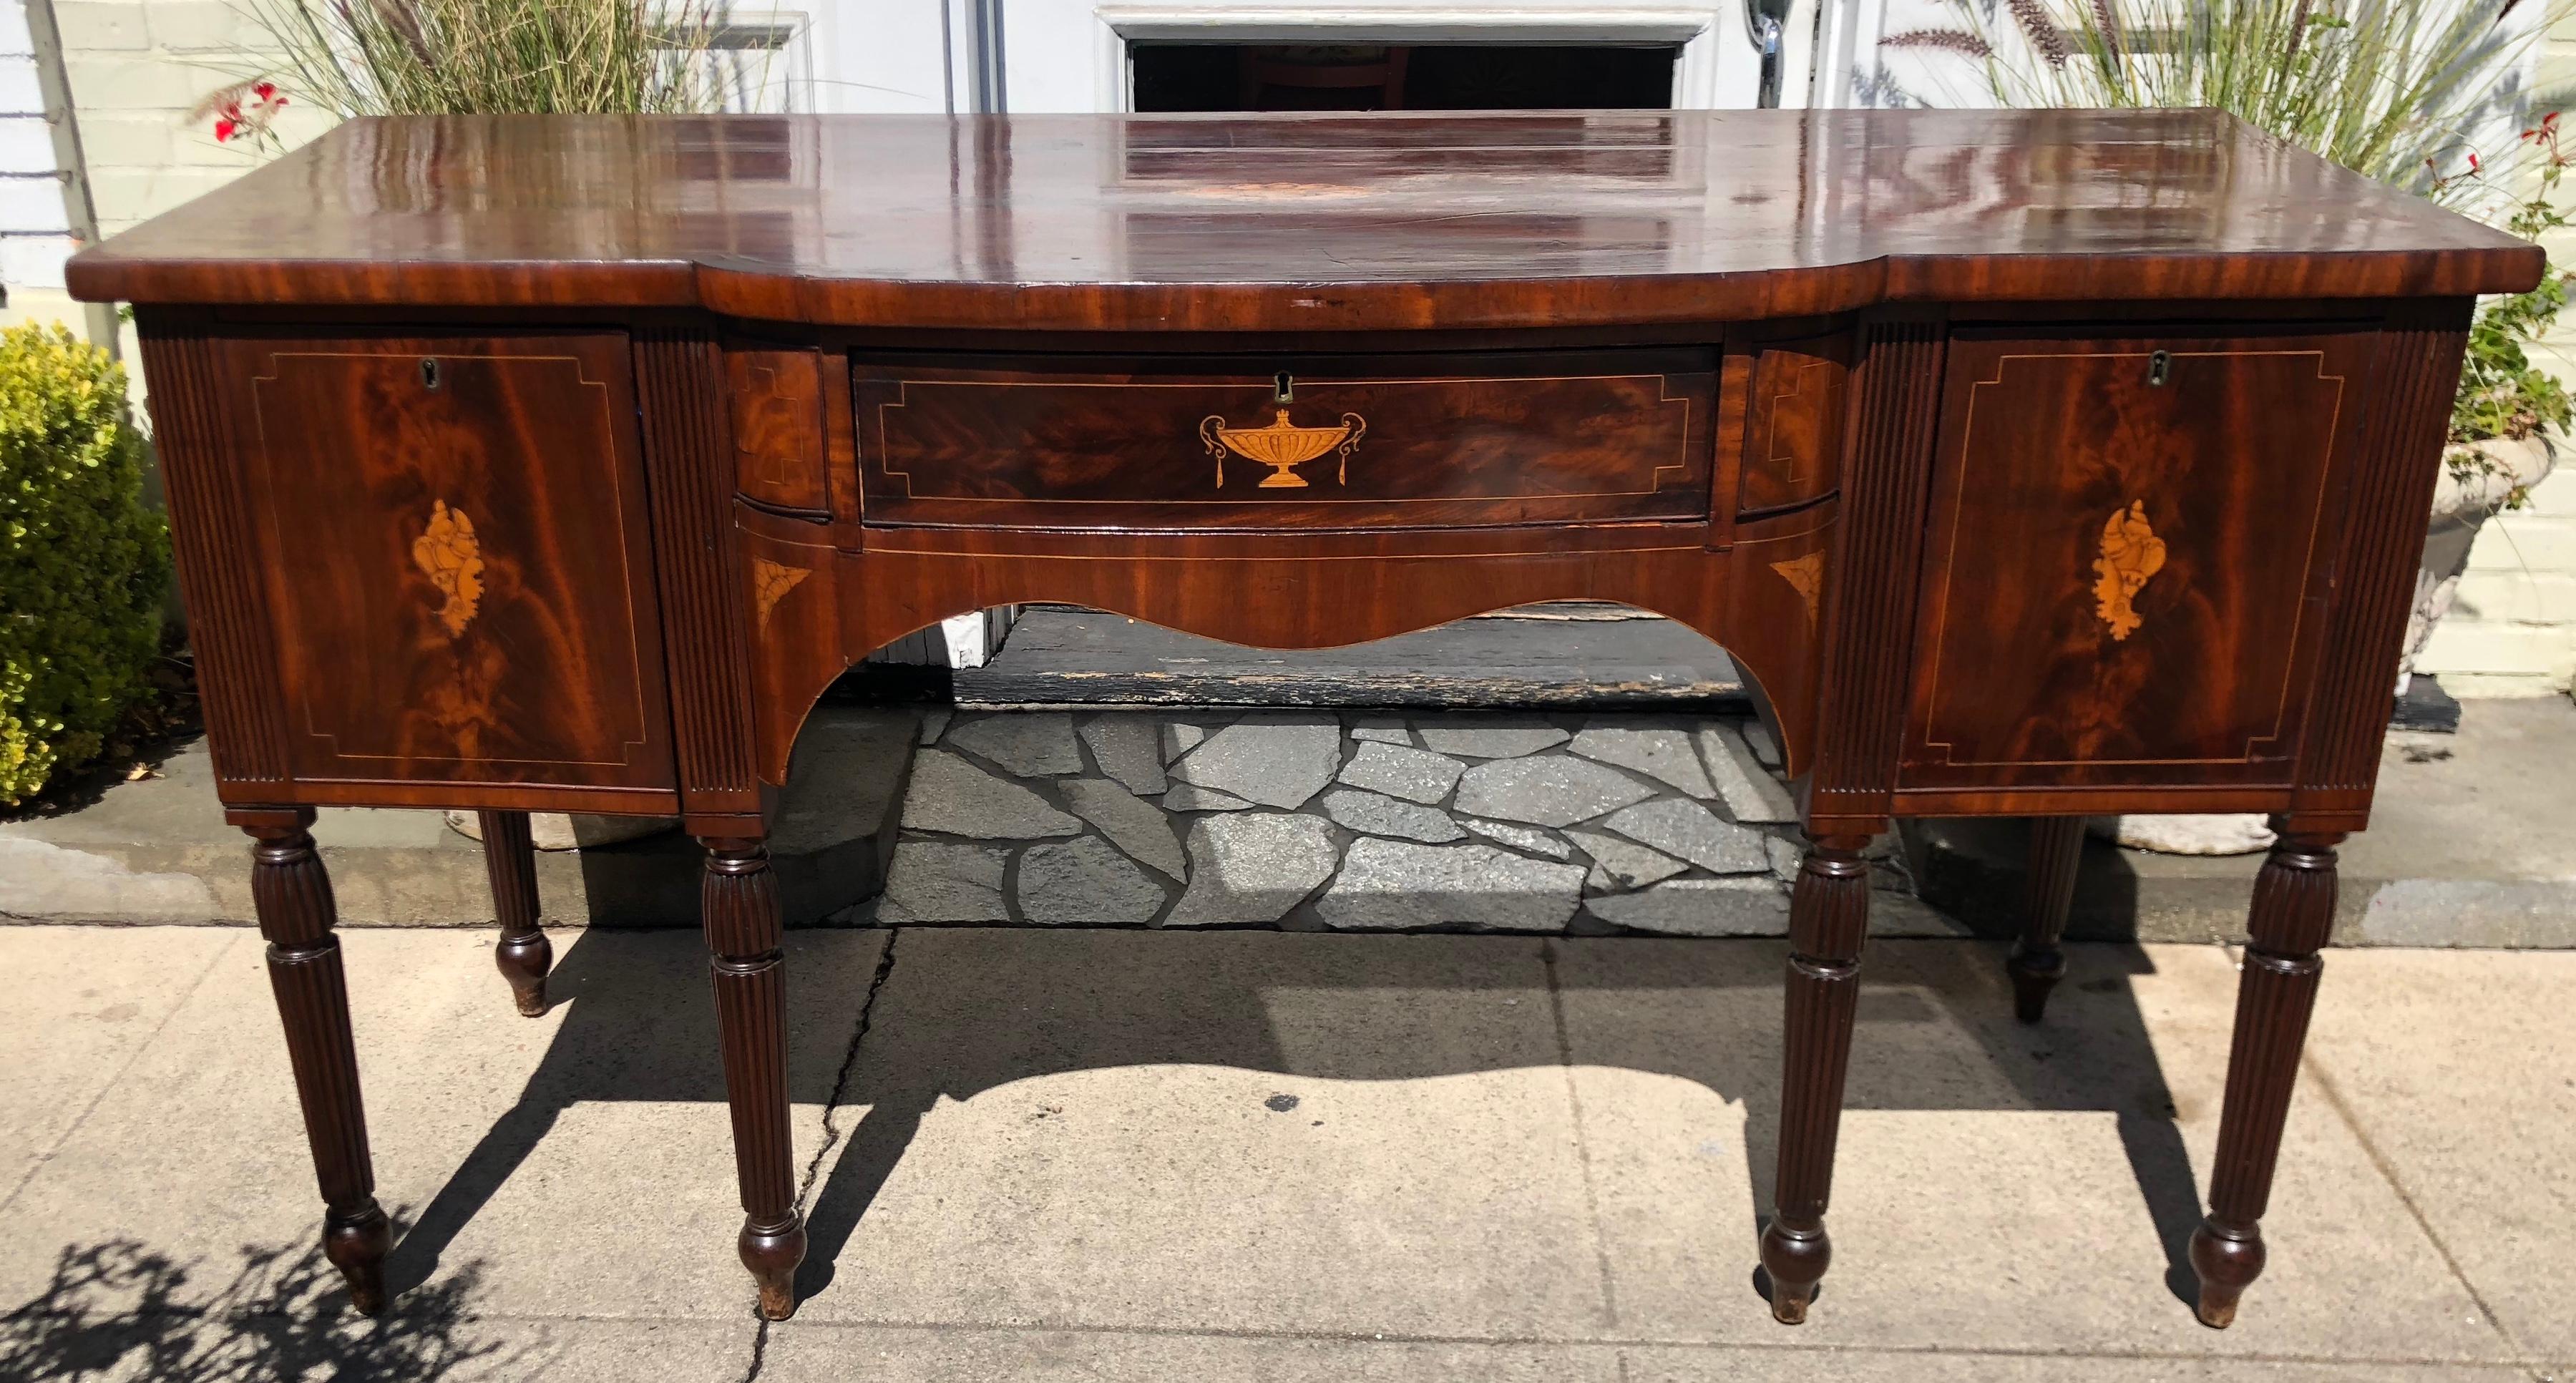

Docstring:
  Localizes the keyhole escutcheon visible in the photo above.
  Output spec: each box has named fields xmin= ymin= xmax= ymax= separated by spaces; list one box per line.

xmin=1274 ymin=371 xmax=1294 ymax=404
xmin=421 ymin=357 xmax=443 ymax=391
xmin=2148 ymin=350 xmax=2171 ymax=387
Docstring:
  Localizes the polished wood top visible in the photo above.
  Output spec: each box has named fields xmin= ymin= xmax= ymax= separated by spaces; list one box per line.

xmin=70 ymin=109 xmax=2539 ymax=331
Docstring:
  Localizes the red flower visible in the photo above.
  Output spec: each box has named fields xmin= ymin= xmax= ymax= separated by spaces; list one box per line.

xmin=2470 ymin=152 xmax=2483 ymax=171
xmin=253 ymin=81 xmax=275 ymax=101
xmin=214 ymin=116 xmax=236 ymax=142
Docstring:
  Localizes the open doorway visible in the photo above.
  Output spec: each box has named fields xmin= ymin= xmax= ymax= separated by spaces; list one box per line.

xmin=1130 ymin=43 xmax=1679 ymax=112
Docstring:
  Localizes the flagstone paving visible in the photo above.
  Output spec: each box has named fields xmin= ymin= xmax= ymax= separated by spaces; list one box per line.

xmin=854 ymin=708 xmax=1961 ymax=938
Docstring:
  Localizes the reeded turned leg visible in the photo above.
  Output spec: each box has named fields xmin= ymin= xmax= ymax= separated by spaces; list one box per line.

xmin=1762 ymin=832 xmax=1873 ymax=1325
xmin=2009 ymin=816 xmax=2084 ymax=1023
xmin=701 ymin=835 xmax=807 ymax=1321
xmin=244 ymin=808 xmax=394 ymax=1315
xmin=2189 ymin=827 xmax=2342 ymax=1329
xmin=478 ymin=810 xmax=552 ymax=1016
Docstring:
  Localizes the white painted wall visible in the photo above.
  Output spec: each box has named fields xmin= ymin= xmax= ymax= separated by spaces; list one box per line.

xmin=0 ymin=1 xmax=82 ymax=333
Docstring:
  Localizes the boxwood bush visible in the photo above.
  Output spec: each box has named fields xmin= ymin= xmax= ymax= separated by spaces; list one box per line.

xmin=1 ymin=324 xmax=169 ymax=805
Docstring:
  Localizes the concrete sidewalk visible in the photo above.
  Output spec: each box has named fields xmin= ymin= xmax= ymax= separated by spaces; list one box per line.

xmin=1 ymin=925 xmax=2570 ymax=1381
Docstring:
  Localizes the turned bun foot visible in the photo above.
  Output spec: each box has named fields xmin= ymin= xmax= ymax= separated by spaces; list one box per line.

xmin=323 ymin=1203 xmax=394 ymax=1316
xmin=1760 ymin=1221 xmax=1830 ymax=1325
xmin=741 ymin=1215 xmax=808 ymax=1321
xmin=494 ymin=929 xmax=553 ymax=1017
xmin=2188 ymin=1219 xmax=2265 ymax=1329
xmin=2006 ymin=946 xmax=2067 ymax=1025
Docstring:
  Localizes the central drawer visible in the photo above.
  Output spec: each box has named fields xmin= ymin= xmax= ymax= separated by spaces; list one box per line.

xmin=851 ymin=348 xmax=1719 ymax=530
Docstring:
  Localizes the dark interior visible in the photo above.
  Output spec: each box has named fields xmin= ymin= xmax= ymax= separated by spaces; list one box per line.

xmin=1130 ymin=43 xmax=1679 ymax=112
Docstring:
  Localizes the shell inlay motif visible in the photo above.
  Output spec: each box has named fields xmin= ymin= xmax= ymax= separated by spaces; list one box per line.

xmin=411 ymin=499 xmax=484 ymax=638
xmin=2092 ymin=499 xmax=2167 ymax=642
xmin=752 ymin=557 xmax=811 ymax=629
xmin=1770 ymin=552 xmax=1824 ymax=621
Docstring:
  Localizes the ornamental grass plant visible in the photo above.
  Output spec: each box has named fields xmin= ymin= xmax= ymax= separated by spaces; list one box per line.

xmin=0 ymin=326 xmax=169 ymax=806
xmin=219 ymin=0 xmax=736 ymax=126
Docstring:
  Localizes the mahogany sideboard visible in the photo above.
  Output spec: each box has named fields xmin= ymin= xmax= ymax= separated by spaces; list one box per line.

xmin=66 ymin=109 xmax=2539 ymax=1329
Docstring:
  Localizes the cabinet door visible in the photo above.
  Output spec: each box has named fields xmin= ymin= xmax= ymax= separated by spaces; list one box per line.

xmin=229 ymin=334 xmax=674 ymax=799
xmin=1898 ymin=328 xmax=2380 ymax=798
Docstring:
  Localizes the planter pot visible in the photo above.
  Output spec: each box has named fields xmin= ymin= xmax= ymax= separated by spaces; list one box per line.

xmin=2087 ymin=813 xmax=2276 ymax=856
xmin=2404 ymin=431 xmax=2557 ymax=678
xmin=444 ymin=810 xmax=678 ymax=851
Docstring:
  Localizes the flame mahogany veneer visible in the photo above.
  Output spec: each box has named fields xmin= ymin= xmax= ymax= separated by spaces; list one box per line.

xmin=71 ymin=109 xmax=2536 ymax=1330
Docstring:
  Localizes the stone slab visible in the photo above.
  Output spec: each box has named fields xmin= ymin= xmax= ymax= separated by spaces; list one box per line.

xmin=1568 ymin=724 xmax=1716 ymax=798
xmin=1418 ymin=722 xmax=1574 ymax=758
xmin=872 ymin=841 xmax=1012 ymax=924
xmin=1060 ymin=777 xmax=1188 ymax=881
xmin=1320 ymin=787 xmax=1467 ymax=844
xmin=1018 ymin=835 xmax=1169 ymax=926
xmin=0 ymin=927 xmax=885 ymax=1324
xmin=1168 ymin=715 xmax=1343 ymax=809
xmin=1461 ymin=817 xmax=1574 ymax=861
xmin=1163 ymin=813 xmax=1339 ymax=927
xmin=1566 ymin=828 xmax=1688 ymax=891
xmin=1335 ymin=741 xmax=1467 ymax=805
xmin=1599 ymin=798 xmax=1770 ymax=875
xmin=1314 ymin=840 xmax=1585 ymax=932
xmin=902 ymin=750 xmax=1080 ymax=841
xmin=1453 ymin=756 xmax=1657 ymax=828
xmin=945 ymin=712 xmax=1083 ymax=776
xmin=1548 ymin=939 xmax=2519 ymax=1362
xmin=1694 ymin=723 xmax=1796 ymax=824
xmin=1077 ymin=714 xmax=1169 ymax=796
xmin=1161 ymin=783 xmax=1254 ymax=812
xmin=785 ymin=927 xmax=1609 ymax=1339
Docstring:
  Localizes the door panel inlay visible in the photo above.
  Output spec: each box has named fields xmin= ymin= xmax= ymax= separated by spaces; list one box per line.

xmin=230 ymin=334 xmax=673 ymax=791
xmin=1900 ymin=330 xmax=2377 ymax=793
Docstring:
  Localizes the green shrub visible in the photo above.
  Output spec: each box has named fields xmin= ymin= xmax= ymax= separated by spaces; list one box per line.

xmin=0 ymin=324 xmax=169 ymax=805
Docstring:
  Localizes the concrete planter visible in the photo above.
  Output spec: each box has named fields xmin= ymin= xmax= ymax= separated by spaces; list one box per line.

xmin=2404 ymin=431 xmax=2557 ymax=677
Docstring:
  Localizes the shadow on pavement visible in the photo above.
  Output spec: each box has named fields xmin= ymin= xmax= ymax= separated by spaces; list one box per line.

xmin=374 ymin=925 xmax=2205 ymax=1320
xmin=0 ymin=1231 xmax=523 ymax=1382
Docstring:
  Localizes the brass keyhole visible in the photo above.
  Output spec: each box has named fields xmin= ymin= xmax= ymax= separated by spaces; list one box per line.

xmin=1274 ymin=371 xmax=1294 ymax=404
xmin=2148 ymin=351 xmax=2171 ymax=387
xmin=420 ymin=357 xmax=442 ymax=391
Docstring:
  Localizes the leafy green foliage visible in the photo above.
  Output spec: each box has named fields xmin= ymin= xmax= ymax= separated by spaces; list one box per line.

xmin=2450 ymin=117 xmax=2575 ymax=484
xmin=0 ymin=326 xmax=169 ymax=805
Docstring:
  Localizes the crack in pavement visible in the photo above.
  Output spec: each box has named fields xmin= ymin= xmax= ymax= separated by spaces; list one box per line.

xmin=738 ymin=927 xmax=904 ymax=1383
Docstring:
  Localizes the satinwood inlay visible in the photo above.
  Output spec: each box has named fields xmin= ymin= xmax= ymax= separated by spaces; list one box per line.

xmin=2092 ymin=500 xmax=2166 ymax=641
xmin=411 ymin=500 xmax=484 ymax=637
